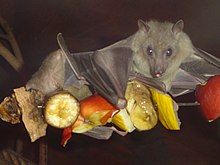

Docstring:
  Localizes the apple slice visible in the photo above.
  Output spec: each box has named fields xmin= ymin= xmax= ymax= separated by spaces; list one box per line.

xmin=195 ymin=75 xmax=220 ymax=121
xmin=71 ymin=94 xmax=118 ymax=133
xmin=79 ymin=94 xmax=118 ymax=124
xmin=61 ymin=126 xmax=72 ymax=147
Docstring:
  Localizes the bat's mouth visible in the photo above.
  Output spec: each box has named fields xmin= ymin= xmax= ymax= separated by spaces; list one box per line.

xmin=155 ymin=73 xmax=162 ymax=78
xmin=151 ymin=71 xmax=164 ymax=78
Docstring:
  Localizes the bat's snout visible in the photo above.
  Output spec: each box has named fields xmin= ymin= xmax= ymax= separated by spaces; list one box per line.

xmin=151 ymin=59 xmax=166 ymax=78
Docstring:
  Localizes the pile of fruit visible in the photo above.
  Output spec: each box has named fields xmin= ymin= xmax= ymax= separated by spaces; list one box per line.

xmin=44 ymin=80 xmax=181 ymax=146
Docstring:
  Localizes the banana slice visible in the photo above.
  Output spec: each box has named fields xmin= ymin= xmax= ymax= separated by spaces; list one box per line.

xmin=129 ymin=100 xmax=158 ymax=131
xmin=126 ymin=81 xmax=158 ymax=131
xmin=45 ymin=92 xmax=80 ymax=128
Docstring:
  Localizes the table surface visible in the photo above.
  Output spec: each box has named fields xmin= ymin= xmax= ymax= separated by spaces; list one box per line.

xmin=0 ymin=0 xmax=220 ymax=165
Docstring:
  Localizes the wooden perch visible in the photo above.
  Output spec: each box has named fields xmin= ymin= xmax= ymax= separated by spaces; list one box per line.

xmin=0 ymin=15 xmax=24 ymax=72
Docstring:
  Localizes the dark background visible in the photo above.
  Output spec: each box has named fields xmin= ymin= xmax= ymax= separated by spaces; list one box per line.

xmin=0 ymin=0 xmax=220 ymax=164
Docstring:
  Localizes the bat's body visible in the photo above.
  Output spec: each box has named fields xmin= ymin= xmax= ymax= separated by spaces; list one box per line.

xmin=26 ymin=19 xmax=220 ymax=108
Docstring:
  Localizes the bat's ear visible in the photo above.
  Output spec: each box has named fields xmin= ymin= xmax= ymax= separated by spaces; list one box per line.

xmin=172 ymin=19 xmax=184 ymax=35
xmin=138 ymin=19 xmax=150 ymax=33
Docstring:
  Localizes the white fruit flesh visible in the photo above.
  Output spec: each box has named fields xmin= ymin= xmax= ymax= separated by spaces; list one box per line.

xmin=45 ymin=92 xmax=79 ymax=128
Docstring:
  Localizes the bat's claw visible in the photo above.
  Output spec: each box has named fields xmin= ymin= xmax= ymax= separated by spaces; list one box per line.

xmin=116 ymin=98 xmax=127 ymax=109
xmin=130 ymin=72 xmax=167 ymax=93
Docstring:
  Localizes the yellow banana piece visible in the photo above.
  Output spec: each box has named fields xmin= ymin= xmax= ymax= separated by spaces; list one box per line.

xmin=150 ymin=88 xmax=180 ymax=130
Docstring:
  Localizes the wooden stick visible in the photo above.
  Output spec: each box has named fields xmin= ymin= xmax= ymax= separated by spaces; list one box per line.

xmin=39 ymin=139 xmax=48 ymax=165
xmin=0 ymin=41 xmax=22 ymax=71
xmin=178 ymin=102 xmax=200 ymax=107
xmin=0 ymin=15 xmax=24 ymax=72
xmin=0 ymin=15 xmax=24 ymax=64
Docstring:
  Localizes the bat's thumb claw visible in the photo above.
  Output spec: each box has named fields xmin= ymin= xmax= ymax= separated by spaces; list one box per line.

xmin=116 ymin=98 xmax=127 ymax=109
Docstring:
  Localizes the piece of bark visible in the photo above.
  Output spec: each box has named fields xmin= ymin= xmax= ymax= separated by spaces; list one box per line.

xmin=0 ymin=95 xmax=21 ymax=124
xmin=14 ymin=87 xmax=47 ymax=142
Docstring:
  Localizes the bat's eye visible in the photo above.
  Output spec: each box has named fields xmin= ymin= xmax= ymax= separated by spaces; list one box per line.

xmin=166 ymin=48 xmax=173 ymax=57
xmin=147 ymin=46 xmax=153 ymax=56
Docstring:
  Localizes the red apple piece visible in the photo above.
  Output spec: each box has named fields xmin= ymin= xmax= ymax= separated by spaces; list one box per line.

xmin=195 ymin=75 xmax=220 ymax=121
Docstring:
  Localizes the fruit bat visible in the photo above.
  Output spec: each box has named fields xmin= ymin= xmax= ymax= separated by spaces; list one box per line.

xmin=26 ymin=19 xmax=220 ymax=109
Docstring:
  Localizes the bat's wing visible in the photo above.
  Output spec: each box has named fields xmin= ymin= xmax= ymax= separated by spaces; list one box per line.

xmin=169 ymin=69 xmax=202 ymax=97
xmin=73 ymin=48 xmax=133 ymax=109
xmin=57 ymin=33 xmax=133 ymax=108
xmin=170 ymin=47 xmax=220 ymax=97
xmin=180 ymin=47 xmax=220 ymax=80
xmin=194 ymin=47 xmax=220 ymax=69
xmin=63 ymin=51 xmax=93 ymax=88
xmin=93 ymin=48 xmax=133 ymax=108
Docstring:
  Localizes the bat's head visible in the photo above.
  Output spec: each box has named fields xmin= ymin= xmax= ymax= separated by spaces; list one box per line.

xmin=133 ymin=19 xmax=190 ymax=79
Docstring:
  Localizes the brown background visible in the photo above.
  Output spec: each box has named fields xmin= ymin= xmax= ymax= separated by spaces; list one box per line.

xmin=0 ymin=0 xmax=220 ymax=165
